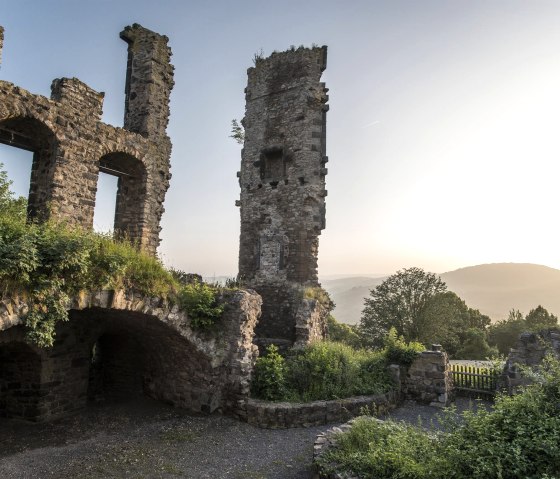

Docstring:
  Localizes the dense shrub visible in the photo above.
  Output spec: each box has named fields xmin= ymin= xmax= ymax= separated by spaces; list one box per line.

xmin=319 ymin=417 xmax=437 ymax=479
xmin=251 ymin=341 xmax=393 ymax=402
xmin=177 ymin=281 xmax=225 ymax=330
xmin=383 ymin=327 xmax=424 ymax=366
xmin=251 ymin=344 xmax=287 ymax=400
xmin=0 ymin=199 xmax=224 ymax=345
xmin=326 ymin=314 xmax=363 ymax=349
xmin=317 ymin=355 xmax=560 ymax=479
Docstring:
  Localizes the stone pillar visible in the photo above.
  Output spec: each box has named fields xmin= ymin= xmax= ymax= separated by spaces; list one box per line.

xmin=237 ymin=46 xmax=331 ymax=347
xmin=0 ymin=26 xmax=4 ymax=68
xmin=120 ymin=23 xmax=174 ymax=140
xmin=402 ymin=346 xmax=452 ymax=407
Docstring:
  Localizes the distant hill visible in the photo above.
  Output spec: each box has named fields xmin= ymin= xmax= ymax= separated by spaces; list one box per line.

xmin=440 ymin=263 xmax=560 ymax=321
xmin=322 ymin=263 xmax=560 ymax=325
xmin=321 ymin=276 xmax=386 ymax=325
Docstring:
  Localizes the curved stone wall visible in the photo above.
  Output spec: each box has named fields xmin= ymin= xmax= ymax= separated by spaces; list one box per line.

xmin=242 ymin=390 xmax=398 ymax=429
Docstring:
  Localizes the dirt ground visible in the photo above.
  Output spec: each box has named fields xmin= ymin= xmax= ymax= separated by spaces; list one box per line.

xmin=0 ymin=397 xmax=489 ymax=479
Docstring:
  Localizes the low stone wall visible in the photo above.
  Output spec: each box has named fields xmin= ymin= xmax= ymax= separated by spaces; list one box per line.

xmin=313 ymin=417 xmax=367 ymax=479
xmin=244 ymin=390 xmax=398 ymax=429
xmin=401 ymin=346 xmax=452 ymax=407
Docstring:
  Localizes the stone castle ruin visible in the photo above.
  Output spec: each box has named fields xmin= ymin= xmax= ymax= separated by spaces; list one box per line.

xmin=237 ymin=46 xmax=332 ymax=349
xmin=0 ymin=25 xmax=332 ymax=421
xmin=0 ymin=24 xmax=173 ymax=254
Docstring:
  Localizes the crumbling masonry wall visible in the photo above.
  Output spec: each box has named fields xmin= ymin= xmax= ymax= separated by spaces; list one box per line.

xmin=0 ymin=24 xmax=173 ymax=254
xmin=500 ymin=328 xmax=560 ymax=392
xmin=0 ymin=289 xmax=261 ymax=421
xmin=237 ymin=47 xmax=331 ymax=346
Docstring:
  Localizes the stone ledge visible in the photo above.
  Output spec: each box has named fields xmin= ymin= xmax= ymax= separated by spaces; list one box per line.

xmin=243 ymin=390 xmax=398 ymax=429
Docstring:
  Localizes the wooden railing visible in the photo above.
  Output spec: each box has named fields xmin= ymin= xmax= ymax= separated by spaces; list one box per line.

xmin=450 ymin=363 xmax=499 ymax=397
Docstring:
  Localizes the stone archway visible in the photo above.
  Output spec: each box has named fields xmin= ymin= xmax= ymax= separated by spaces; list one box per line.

xmin=0 ymin=116 xmax=58 ymax=221
xmin=0 ymin=288 xmax=261 ymax=422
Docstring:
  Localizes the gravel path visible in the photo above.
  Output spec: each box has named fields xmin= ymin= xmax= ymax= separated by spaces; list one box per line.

xmin=0 ymin=397 xmax=491 ymax=479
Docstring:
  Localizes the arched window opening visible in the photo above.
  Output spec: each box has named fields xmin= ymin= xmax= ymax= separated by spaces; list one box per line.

xmin=0 ymin=117 xmax=57 ymax=221
xmin=95 ymin=152 xmax=146 ymax=242
xmin=92 ymin=172 xmax=119 ymax=233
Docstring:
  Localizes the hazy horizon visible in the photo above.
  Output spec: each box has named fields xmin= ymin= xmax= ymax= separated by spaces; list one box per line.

xmin=2 ymin=1 xmax=560 ymax=276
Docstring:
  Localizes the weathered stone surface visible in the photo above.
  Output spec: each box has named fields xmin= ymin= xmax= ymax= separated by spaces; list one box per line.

xmin=237 ymin=46 xmax=332 ymax=346
xmin=500 ymin=327 xmax=560 ymax=392
xmin=243 ymin=390 xmax=398 ymax=429
xmin=401 ymin=349 xmax=453 ymax=407
xmin=0 ymin=24 xmax=173 ymax=254
xmin=0 ymin=288 xmax=261 ymax=421
xmin=0 ymin=26 xmax=4 ymax=67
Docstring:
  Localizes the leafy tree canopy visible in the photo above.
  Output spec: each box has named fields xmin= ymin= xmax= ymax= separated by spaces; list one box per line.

xmin=417 ymin=291 xmax=491 ymax=356
xmin=0 ymin=162 xmax=27 ymax=220
xmin=489 ymin=306 xmax=559 ymax=356
xmin=525 ymin=305 xmax=558 ymax=330
xmin=360 ymin=267 xmax=447 ymax=347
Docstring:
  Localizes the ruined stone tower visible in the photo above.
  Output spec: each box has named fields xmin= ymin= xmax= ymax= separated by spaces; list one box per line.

xmin=237 ymin=46 xmax=332 ymax=348
xmin=0 ymin=24 xmax=173 ymax=254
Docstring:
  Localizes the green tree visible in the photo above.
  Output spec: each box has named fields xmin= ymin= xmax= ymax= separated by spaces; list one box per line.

xmin=360 ymin=267 xmax=447 ymax=347
xmin=230 ymin=119 xmax=245 ymax=145
xmin=525 ymin=305 xmax=558 ymax=330
xmin=326 ymin=314 xmax=363 ymax=349
xmin=0 ymin=162 xmax=27 ymax=221
xmin=488 ymin=309 xmax=527 ymax=356
xmin=417 ymin=291 xmax=491 ymax=356
xmin=455 ymin=328 xmax=498 ymax=360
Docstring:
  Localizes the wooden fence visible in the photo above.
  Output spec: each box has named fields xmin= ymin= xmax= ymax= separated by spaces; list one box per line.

xmin=450 ymin=363 xmax=500 ymax=397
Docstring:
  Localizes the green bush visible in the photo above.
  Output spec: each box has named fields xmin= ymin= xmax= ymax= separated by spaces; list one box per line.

xmin=326 ymin=314 xmax=363 ymax=349
xmin=319 ymin=417 xmax=438 ymax=479
xmin=251 ymin=341 xmax=392 ymax=402
xmin=251 ymin=344 xmax=287 ymax=400
xmin=177 ymin=281 xmax=224 ymax=330
xmin=0 ymin=193 xmax=228 ymax=345
xmin=317 ymin=355 xmax=560 ymax=479
xmin=383 ymin=327 xmax=424 ymax=366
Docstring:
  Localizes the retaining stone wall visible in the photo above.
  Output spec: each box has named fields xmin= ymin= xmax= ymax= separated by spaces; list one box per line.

xmin=243 ymin=390 xmax=398 ymax=429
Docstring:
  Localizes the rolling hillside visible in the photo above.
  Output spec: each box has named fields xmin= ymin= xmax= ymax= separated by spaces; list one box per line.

xmin=322 ymin=263 xmax=560 ymax=324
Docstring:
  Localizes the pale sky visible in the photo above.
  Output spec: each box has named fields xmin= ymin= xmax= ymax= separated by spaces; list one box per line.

xmin=1 ymin=0 xmax=560 ymax=277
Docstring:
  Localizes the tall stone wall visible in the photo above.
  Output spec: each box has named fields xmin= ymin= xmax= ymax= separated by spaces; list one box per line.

xmin=237 ymin=46 xmax=331 ymax=346
xmin=0 ymin=24 xmax=173 ymax=254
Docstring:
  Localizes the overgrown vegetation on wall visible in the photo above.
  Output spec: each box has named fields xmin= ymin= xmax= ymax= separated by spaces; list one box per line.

xmin=251 ymin=333 xmax=422 ymax=402
xmin=0 ymin=166 xmax=225 ymax=346
xmin=317 ymin=355 xmax=560 ymax=479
